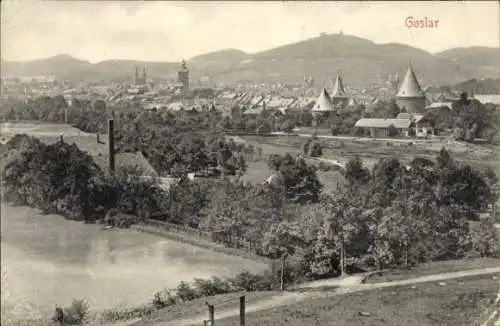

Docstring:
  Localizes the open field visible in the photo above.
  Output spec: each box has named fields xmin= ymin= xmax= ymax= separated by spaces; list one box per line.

xmin=212 ymin=275 xmax=499 ymax=326
xmin=240 ymin=159 xmax=346 ymax=192
xmin=0 ymin=121 xmax=94 ymax=137
xmin=241 ymin=134 xmax=500 ymax=174
xmin=364 ymin=258 xmax=500 ymax=284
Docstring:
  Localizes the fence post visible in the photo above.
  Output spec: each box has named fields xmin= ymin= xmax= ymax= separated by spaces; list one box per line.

xmin=208 ymin=304 xmax=215 ymax=326
xmin=240 ymin=295 xmax=246 ymax=326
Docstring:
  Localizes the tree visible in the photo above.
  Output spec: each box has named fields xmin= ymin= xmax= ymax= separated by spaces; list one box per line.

xmin=280 ymin=119 xmax=295 ymax=133
xmin=344 ymin=156 xmax=371 ymax=186
xmin=387 ymin=124 xmax=398 ymax=137
xmin=275 ymin=154 xmax=323 ymax=204
xmin=309 ymin=142 xmax=322 ymax=157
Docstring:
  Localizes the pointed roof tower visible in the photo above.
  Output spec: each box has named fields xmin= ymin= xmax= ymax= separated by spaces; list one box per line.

xmin=312 ymin=88 xmax=334 ymax=112
xmin=331 ymin=73 xmax=348 ymax=98
xmin=396 ymin=63 xmax=425 ymax=98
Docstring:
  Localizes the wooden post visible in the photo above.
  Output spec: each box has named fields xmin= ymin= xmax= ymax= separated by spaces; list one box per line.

xmin=340 ymin=242 xmax=345 ymax=277
xmin=239 ymin=296 xmax=245 ymax=326
xmin=280 ymin=254 xmax=286 ymax=291
xmin=108 ymin=119 xmax=115 ymax=173
xmin=208 ymin=304 xmax=215 ymax=326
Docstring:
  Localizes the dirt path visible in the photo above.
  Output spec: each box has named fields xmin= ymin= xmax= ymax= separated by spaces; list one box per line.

xmin=149 ymin=266 xmax=500 ymax=326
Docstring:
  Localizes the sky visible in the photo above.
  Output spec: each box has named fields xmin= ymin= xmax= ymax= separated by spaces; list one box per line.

xmin=1 ymin=1 xmax=499 ymax=63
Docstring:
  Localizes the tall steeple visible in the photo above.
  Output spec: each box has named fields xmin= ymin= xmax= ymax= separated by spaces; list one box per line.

xmin=331 ymin=73 xmax=348 ymax=98
xmin=134 ymin=66 xmax=139 ymax=85
xmin=142 ymin=67 xmax=147 ymax=84
xmin=396 ymin=63 xmax=425 ymax=98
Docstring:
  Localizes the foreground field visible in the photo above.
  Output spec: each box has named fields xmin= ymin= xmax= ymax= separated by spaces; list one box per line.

xmin=132 ymin=292 xmax=277 ymax=325
xmin=213 ymin=275 xmax=499 ymax=326
xmin=364 ymin=258 xmax=500 ymax=284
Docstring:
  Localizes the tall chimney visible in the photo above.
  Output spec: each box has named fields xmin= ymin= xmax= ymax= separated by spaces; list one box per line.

xmin=108 ymin=119 xmax=115 ymax=173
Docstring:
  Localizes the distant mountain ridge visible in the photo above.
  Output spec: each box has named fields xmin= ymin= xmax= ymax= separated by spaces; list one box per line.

xmin=2 ymin=34 xmax=499 ymax=86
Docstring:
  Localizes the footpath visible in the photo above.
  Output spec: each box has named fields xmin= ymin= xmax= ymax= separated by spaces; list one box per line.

xmin=132 ymin=266 xmax=500 ymax=326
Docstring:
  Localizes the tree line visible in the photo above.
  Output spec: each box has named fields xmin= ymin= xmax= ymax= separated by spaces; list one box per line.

xmin=3 ymin=134 xmax=498 ymax=283
xmin=1 ymin=93 xmax=497 ymax=143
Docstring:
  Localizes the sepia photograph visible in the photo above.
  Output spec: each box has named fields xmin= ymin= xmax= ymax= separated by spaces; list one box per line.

xmin=1 ymin=1 xmax=499 ymax=325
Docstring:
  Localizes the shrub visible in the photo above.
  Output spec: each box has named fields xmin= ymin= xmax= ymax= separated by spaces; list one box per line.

xmin=61 ymin=298 xmax=89 ymax=324
xmin=193 ymin=276 xmax=232 ymax=297
xmin=175 ymin=281 xmax=198 ymax=302
xmin=152 ymin=290 xmax=178 ymax=309
xmin=310 ymin=142 xmax=322 ymax=157
xmin=229 ymin=270 xmax=276 ymax=291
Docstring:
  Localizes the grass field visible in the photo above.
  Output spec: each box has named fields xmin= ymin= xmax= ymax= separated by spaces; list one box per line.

xmin=241 ymin=134 xmax=500 ymax=183
xmin=364 ymin=258 xmax=500 ymax=284
xmin=213 ymin=275 xmax=499 ymax=326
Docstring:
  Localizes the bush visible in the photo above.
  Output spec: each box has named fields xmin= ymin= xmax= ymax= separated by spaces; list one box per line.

xmin=387 ymin=124 xmax=399 ymax=137
xmin=193 ymin=277 xmax=232 ymax=297
xmin=175 ymin=281 xmax=198 ymax=302
xmin=230 ymin=270 xmax=277 ymax=291
xmin=152 ymin=290 xmax=177 ymax=309
xmin=59 ymin=298 xmax=89 ymax=324
xmin=310 ymin=142 xmax=322 ymax=157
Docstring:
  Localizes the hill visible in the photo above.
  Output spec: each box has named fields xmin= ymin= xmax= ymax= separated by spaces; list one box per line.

xmin=453 ymin=78 xmax=500 ymax=95
xmin=2 ymin=34 xmax=499 ymax=86
xmin=436 ymin=46 xmax=500 ymax=77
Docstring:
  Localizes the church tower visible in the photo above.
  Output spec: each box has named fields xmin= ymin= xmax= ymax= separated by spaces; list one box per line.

xmin=142 ymin=67 xmax=147 ymax=85
xmin=396 ymin=63 xmax=426 ymax=113
xmin=330 ymin=72 xmax=349 ymax=107
xmin=178 ymin=60 xmax=190 ymax=93
xmin=134 ymin=66 xmax=139 ymax=85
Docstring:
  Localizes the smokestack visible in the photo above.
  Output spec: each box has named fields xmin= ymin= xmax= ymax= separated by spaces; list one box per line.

xmin=60 ymin=134 xmax=63 ymax=142
xmin=97 ymin=132 xmax=101 ymax=144
xmin=108 ymin=119 xmax=115 ymax=173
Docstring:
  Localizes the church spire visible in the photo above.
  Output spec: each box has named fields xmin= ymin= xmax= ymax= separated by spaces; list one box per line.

xmin=331 ymin=72 xmax=348 ymax=98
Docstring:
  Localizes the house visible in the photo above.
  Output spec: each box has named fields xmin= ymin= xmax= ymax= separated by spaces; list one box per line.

xmin=473 ymin=94 xmax=500 ymax=107
xmin=354 ymin=118 xmax=412 ymax=137
xmin=426 ymin=102 xmax=453 ymax=110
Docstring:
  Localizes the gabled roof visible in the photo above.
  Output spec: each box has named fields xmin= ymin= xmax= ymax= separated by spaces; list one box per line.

xmin=396 ymin=113 xmax=425 ymax=123
xmin=312 ymin=88 xmax=334 ymax=112
xmin=396 ymin=64 xmax=425 ymax=98
xmin=331 ymin=73 xmax=348 ymax=98
xmin=355 ymin=118 xmax=412 ymax=129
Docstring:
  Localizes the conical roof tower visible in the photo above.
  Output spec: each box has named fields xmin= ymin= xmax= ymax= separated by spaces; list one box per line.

xmin=396 ymin=64 xmax=425 ymax=98
xmin=395 ymin=63 xmax=426 ymax=113
xmin=331 ymin=73 xmax=348 ymax=98
xmin=312 ymin=88 xmax=334 ymax=112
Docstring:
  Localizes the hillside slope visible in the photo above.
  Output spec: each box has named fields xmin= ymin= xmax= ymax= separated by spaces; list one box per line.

xmin=2 ymin=35 xmax=499 ymax=86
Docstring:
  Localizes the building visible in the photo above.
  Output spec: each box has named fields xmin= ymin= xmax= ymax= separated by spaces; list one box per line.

xmin=330 ymin=73 xmax=349 ymax=107
xmin=396 ymin=64 xmax=426 ymax=113
xmin=355 ymin=118 xmax=413 ymax=138
xmin=133 ymin=66 xmax=147 ymax=86
xmin=312 ymin=88 xmax=334 ymax=113
xmin=178 ymin=60 xmax=190 ymax=93
xmin=473 ymin=94 xmax=500 ymax=107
